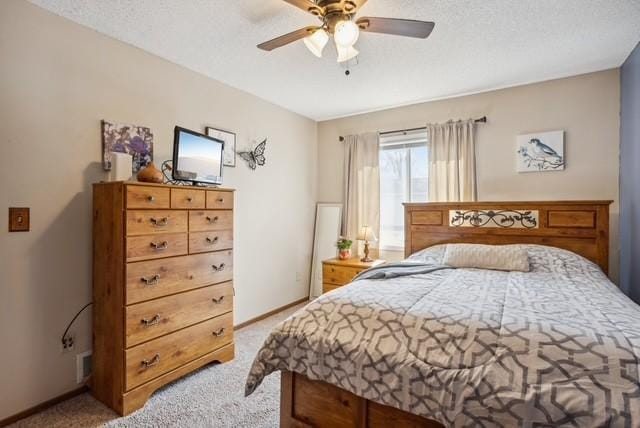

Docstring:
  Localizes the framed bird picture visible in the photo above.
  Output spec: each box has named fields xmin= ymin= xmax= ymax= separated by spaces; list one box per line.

xmin=516 ymin=130 xmax=565 ymax=172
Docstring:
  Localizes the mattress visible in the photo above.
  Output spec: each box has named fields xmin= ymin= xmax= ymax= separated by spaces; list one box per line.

xmin=246 ymin=245 xmax=640 ymax=426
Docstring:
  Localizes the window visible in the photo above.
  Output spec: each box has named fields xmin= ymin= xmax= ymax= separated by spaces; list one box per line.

xmin=379 ymin=131 xmax=429 ymax=250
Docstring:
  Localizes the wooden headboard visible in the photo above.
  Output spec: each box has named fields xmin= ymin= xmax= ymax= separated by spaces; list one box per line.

xmin=403 ymin=201 xmax=612 ymax=273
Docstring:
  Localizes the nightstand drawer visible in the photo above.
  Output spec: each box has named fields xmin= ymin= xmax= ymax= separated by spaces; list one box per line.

xmin=322 ymin=265 xmax=364 ymax=286
xmin=322 ymin=283 xmax=343 ymax=294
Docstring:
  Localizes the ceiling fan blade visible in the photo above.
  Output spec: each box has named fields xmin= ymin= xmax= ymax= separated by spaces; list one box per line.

xmin=282 ymin=0 xmax=324 ymax=16
xmin=356 ymin=17 xmax=435 ymax=39
xmin=257 ymin=26 xmax=319 ymax=51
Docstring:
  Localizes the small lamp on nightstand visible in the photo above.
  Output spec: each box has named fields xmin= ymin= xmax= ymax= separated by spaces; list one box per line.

xmin=357 ymin=225 xmax=377 ymax=263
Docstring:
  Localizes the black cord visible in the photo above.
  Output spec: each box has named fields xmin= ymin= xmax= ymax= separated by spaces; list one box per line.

xmin=162 ymin=159 xmax=205 ymax=186
xmin=161 ymin=160 xmax=189 ymax=186
xmin=61 ymin=302 xmax=93 ymax=345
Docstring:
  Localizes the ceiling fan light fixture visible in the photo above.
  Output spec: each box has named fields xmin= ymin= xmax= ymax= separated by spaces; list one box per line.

xmin=336 ymin=44 xmax=359 ymax=63
xmin=303 ymin=28 xmax=329 ymax=58
xmin=334 ymin=19 xmax=360 ymax=47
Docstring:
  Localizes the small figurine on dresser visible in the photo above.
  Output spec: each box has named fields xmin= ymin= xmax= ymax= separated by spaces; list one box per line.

xmin=136 ymin=162 xmax=164 ymax=183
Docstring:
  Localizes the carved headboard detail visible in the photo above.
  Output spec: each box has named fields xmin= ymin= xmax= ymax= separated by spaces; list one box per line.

xmin=403 ymin=201 xmax=612 ymax=273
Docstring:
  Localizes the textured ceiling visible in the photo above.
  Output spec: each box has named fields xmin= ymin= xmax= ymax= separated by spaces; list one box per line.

xmin=28 ymin=0 xmax=640 ymax=121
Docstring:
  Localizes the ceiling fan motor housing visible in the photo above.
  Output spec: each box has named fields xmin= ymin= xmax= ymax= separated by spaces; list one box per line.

xmin=317 ymin=0 xmax=358 ymax=13
xmin=324 ymin=12 xmax=353 ymax=33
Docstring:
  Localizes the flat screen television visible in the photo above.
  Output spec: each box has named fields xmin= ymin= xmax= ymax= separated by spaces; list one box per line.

xmin=172 ymin=126 xmax=224 ymax=186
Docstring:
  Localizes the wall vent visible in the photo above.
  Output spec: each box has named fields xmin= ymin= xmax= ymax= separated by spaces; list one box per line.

xmin=76 ymin=350 xmax=92 ymax=384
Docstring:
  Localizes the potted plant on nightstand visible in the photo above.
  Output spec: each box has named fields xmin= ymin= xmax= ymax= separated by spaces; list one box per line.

xmin=336 ymin=237 xmax=353 ymax=260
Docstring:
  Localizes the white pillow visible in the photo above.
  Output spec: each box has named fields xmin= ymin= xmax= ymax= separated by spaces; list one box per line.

xmin=443 ymin=244 xmax=530 ymax=272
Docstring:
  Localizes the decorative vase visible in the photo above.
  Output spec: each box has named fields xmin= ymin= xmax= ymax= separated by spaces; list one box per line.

xmin=137 ymin=162 xmax=164 ymax=183
xmin=338 ymin=248 xmax=351 ymax=260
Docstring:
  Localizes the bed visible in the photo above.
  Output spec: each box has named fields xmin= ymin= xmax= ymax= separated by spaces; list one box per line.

xmin=246 ymin=201 xmax=640 ymax=427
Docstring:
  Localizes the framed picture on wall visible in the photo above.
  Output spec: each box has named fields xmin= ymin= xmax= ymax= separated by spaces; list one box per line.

xmin=101 ymin=120 xmax=154 ymax=173
xmin=516 ymin=130 xmax=565 ymax=172
xmin=206 ymin=127 xmax=236 ymax=167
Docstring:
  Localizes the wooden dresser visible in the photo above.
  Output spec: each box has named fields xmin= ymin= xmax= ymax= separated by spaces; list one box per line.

xmin=322 ymin=257 xmax=385 ymax=294
xmin=92 ymin=181 xmax=235 ymax=415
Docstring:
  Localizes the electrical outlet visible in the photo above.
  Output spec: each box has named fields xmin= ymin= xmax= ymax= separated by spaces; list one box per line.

xmin=61 ymin=334 xmax=75 ymax=353
xmin=295 ymin=271 xmax=302 ymax=282
xmin=76 ymin=351 xmax=92 ymax=384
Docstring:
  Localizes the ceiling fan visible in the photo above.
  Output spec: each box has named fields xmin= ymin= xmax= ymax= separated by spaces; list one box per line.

xmin=257 ymin=0 xmax=435 ymax=63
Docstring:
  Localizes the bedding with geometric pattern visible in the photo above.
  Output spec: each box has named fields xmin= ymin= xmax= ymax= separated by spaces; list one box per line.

xmin=245 ymin=245 xmax=640 ymax=427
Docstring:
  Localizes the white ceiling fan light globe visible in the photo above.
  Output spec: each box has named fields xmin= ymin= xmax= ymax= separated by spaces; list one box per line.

xmin=336 ymin=44 xmax=359 ymax=63
xmin=303 ymin=29 xmax=329 ymax=58
xmin=334 ymin=20 xmax=360 ymax=47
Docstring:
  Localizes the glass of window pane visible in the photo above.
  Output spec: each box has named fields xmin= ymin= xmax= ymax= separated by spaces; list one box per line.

xmin=380 ymin=147 xmax=408 ymax=249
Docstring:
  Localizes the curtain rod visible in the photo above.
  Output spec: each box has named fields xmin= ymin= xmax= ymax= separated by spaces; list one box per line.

xmin=338 ymin=116 xmax=487 ymax=142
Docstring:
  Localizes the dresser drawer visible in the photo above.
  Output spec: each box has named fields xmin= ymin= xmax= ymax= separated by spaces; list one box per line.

xmin=125 ymin=282 xmax=233 ymax=347
xmin=206 ymin=191 xmax=233 ymax=210
xmin=125 ymin=313 xmax=233 ymax=390
xmin=171 ymin=188 xmax=206 ymax=209
xmin=189 ymin=230 xmax=233 ymax=254
xmin=126 ymin=186 xmax=170 ymax=209
xmin=189 ymin=210 xmax=233 ymax=232
xmin=322 ymin=265 xmax=364 ymax=286
xmin=126 ymin=233 xmax=188 ymax=262
xmin=126 ymin=251 xmax=234 ymax=304
xmin=126 ymin=210 xmax=187 ymax=236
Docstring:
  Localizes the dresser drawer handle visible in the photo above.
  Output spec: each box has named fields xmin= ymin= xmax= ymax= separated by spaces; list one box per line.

xmin=187 ymin=196 xmax=193 ymax=202
xmin=149 ymin=217 xmax=169 ymax=227
xmin=150 ymin=241 xmax=168 ymax=250
xmin=216 ymin=197 xmax=224 ymax=203
xmin=206 ymin=236 xmax=219 ymax=244
xmin=140 ymin=274 xmax=160 ymax=286
xmin=147 ymin=195 xmax=155 ymax=202
xmin=212 ymin=296 xmax=225 ymax=304
xmin=206 ymin=216 xmax=219 ymax=224
xmin=212 ymin=328 xmax=226 ymax=337
xmin=211 ymin=263 xmax=226 ymax=272
xmin=141 ymin=354 xmax=160 ymax=369
xmin=141 ymin=314 xmax=161 ymax=326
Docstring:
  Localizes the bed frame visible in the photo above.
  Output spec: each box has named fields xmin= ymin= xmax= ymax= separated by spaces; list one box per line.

xmin=280 ymin=200 xmax=612 ymax=427
xmin=405 ymin=200 xmax=612 ymax=273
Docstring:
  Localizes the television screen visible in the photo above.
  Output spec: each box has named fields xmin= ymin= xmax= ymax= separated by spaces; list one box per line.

xmin=172 ymin=126 xmax=224 ymax=185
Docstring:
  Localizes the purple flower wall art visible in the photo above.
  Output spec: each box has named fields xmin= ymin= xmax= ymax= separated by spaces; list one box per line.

xmin=101 ymin=120 xmax=154 ymax=173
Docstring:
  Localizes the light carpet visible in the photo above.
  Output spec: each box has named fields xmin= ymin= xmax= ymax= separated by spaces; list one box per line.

xmin=9 ymin=303 xmax=306 ymax=428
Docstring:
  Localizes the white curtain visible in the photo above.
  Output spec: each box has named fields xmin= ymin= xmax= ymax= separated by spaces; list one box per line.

xmin=427 ymin=119 xmax=477 ymax=202
xmin=342 ymin=132 xmax=380 ymax=246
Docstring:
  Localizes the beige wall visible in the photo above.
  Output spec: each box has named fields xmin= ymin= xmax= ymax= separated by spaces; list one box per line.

xmin=318 ymin=69 xmax=621 ymax=278
xmin=0 ymin=0 xmax=317 ymax=419
xmin=0 ymin=0 xmax=622 ymax=421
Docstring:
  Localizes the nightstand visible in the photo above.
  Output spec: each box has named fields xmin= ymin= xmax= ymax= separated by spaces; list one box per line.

xmin=322 ymin=257 xmax=385 ymax=294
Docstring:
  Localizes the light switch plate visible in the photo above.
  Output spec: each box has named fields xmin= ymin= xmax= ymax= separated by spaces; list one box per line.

xmin=9 ymin=207 xmax=30 ymax=232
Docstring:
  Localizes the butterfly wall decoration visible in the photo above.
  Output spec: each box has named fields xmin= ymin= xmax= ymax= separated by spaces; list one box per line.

xmin=238 ymin=139 xmax=267 ymax=170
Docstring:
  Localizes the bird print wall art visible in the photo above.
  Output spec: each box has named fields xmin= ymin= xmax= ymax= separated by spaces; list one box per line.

xmin=516 ymin=130 xmax=565 ymax=172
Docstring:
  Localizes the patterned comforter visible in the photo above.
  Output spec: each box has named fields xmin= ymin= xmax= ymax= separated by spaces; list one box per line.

xmin=245 ymin=245 xmax=640 ymax=427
